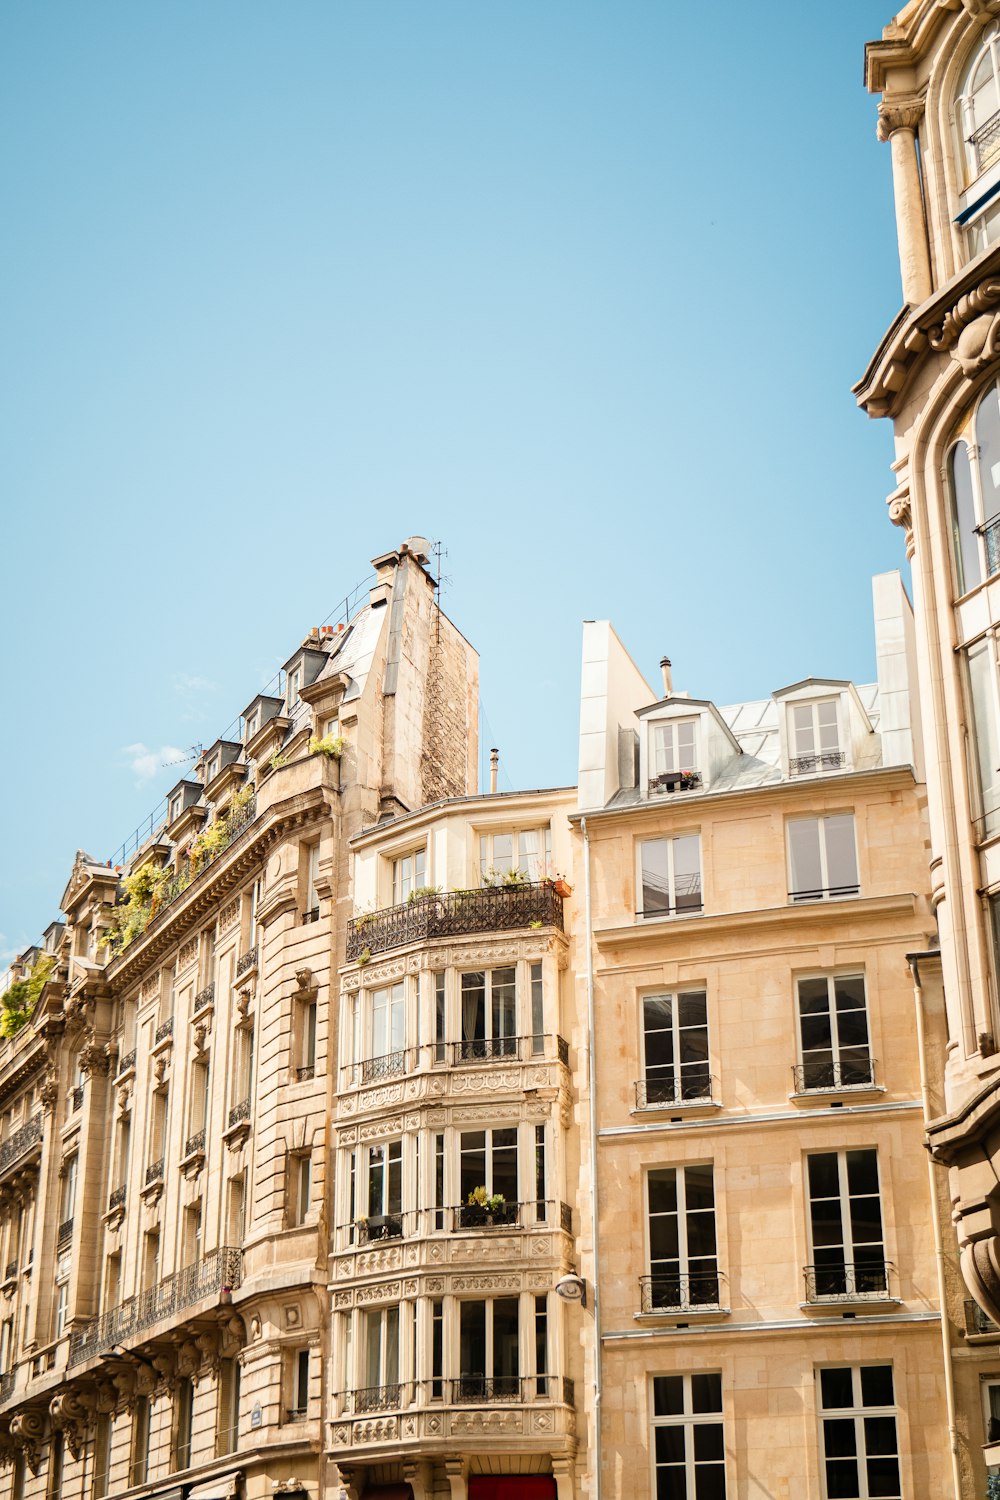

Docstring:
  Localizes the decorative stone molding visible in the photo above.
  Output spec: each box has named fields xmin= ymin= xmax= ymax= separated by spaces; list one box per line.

xmin=9 ymin=1410 xmax=45 ymax=1472
xmin=48 ymin=1389 xmax=93 ymax=1459
xmin=929 ymin=278 xmax=1000 ymax=364
xmin=79 ymin=1033 xmax=110 ymax=1076
xmin=876 ymin=97 xmax=925 ymax=142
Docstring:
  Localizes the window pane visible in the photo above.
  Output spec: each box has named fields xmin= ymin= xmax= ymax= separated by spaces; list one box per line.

xmin=641 ymin=841 xmax=672 ymax=915
xmin=860 ymin=1365 xmax=894 ymax=1408
xmin=691 ymin=1373 xmax=723 ymax=1413
xmin=793 ymin=703 xmax=815 ymax=755
xmin=824 ymin=815 xmax=858 ymax=892
xmin=865 ymin=1456 xmax=901 ymax=1498
xmin=693 ymin=1466 xmax=726 ymax=1500
xmin=978 ymin=382 xmax=1000 ymax=526
xmin=673 ymin=837 xmax=702 ymax=912
xmin=655 ymin=1426 xmax=686 ymax=1462
xmin=653 ymin=1375 xmax=684 ymax=1416
xmin=950 ymin=442 xmax=981 ymax=593
xmin=969 ymin=639 xmax=1000 ymax=834
xmin=789 ymin=820 xmax=822 ymax=897
xmin=821 ymin=1368 xmax=855 ymax=1410
xmin=823 ymin=1417 xmax=858 ymax=1457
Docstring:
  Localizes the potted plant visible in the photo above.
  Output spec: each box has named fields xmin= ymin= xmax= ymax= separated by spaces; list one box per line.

xmin=308 ymin=733 xmax=346 ymax=760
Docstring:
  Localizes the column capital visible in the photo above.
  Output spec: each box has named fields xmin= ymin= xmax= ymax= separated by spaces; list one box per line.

xmin=877 ymin=97 xmax=925 ymax=143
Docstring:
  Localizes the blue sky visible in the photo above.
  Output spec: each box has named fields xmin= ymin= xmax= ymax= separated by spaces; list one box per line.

xmin=0 ymin=0 xmax=904 ymax=954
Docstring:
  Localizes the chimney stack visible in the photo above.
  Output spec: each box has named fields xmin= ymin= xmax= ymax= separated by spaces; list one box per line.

xmin=660 ymin=657 xmax=673 ymax=696
xmin=489 ymin=748 xmax=499 ymax=795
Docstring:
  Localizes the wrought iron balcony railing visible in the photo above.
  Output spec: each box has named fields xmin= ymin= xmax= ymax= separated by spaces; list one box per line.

xmin=194 ymin=982 xmax=215 ymax=1011
xmin=636 ymin=893 xmax=704 ymax=920
xmin=359 ymin=1049 xmax=409 ymax=1085
xmin=68 ymin=1245 xmax=242 ymax=1367
xmin=970 ymin=108 xmax=1000 ymax=176
xmin=346 ymin=881 xmax=564 ymax=961
xmin=108 ymin=1185 xmax=126 ymax=1213
xmin=789 ymin=750 xmax=846 ymax=775
xmin=354 ymin=1383 xmax=402 ymax=1413
xmin=639 ymin=1272 xmax=723 ymax=1313
xmin=357 ymin=1214 xmax=404 ymax=1244
xmin=0 ymin=1115 xmax=43 ymax=1176
xmin=334 ymin=1374 xmax=575 ymax=1417
xmin=648 ymin=771 xmax=702 ymax=795
xmin=635 ymin=1072 xmax=716 ymax=1110
xmin=57 ymin=1218 xmax=74 ymax=1249
xmin=228 ymin=1098 xmax=251 ymax=1129
xmin=70 ymin=1085 xmax=84 ymax=1112
xmin=145 ymin=1158 xmax=165 ymax=1186
xmin=342 ymin=1033 xmax=570 ymax=1089
xmin=965 ymin=1297 xmax=1000 ymax=1337
xmin=116 ymin=1048 xmax=136 ymax=1076
xmin=155 ymin=1016 xmax=174 ymax=1045
xmin=236 ymin=945 xmax=258 ymax=979
xmin=792 ymin=1056 xmax=876 ymax=1093
xmin=3 ymin=1262 xmax=16 ymax=1282
xmin=184 ymin=1129 xmax=206 ymax=1158
xmin=453 ymin=1375 xmax=523 ymax=1403
xmin=804 ymin=1260 xmax=892 ymax=1302
xmin=451 ymin=1201 xmax=520 ymax=1230
xmin=0 ymin=1371 xmax=14 ymax=1405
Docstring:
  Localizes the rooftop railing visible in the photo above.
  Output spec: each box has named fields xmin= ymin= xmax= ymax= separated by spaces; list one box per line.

xmin=346 ymin=881 xmax=564 ymax=961
xmin=68 ymin=1245 xmax=242 ymax=1367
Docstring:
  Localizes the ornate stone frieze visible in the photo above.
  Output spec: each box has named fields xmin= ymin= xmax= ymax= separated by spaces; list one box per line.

xmin=355 ymin=1280 xmax=402 ymax=1303
xmin=450 ymin=1409 xmax=523 ymax=1435
xmin=450 ymin=1272 xmax=521 ymax=1293
xmin=353 ymin=1416 xmax=397 ymax=1443
xmin=218 ymin=899 xmax=240 ymax=932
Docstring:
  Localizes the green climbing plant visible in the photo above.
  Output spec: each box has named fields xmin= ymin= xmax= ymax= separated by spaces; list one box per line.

xmin=1 ymin=955 xmax=55 ymax=1039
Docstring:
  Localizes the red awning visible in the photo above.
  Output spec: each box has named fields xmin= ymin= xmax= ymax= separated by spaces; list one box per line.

xmin=469 ymin=1480 xmax=557 ymax=1500
xmin=362 ymin=1488 xmax=413 ymax=1500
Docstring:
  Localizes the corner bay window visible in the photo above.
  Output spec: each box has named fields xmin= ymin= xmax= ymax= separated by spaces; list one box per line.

xmin=459 ymin=1129 xmax=518 ymax=1225
xmin=459 ymin=967 xmax=516 ymax=1061
xmin=459 ymin=1298 xmax=519 ymax=1399
xmin=818 ymin=1365 xmax=899 ymax=1500
xmin=363 ymin=1305 xmax=400 ymax=1404
xmin=363 ymin=981 xmax=405 ymax=1080
xmin=639 ymin=835 xmax=702 ymax=919
xmin=787 ymin=814 xmax=858 ymax=902
xmin=652 ymin=1373 xmax=726 ymax=1500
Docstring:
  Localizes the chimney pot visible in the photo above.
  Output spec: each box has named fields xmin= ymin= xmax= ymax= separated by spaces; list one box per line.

xmin=660 ymin=657 xmax=673 ymax=696
xmin=489 ymin=748 xmax=499 ymax=795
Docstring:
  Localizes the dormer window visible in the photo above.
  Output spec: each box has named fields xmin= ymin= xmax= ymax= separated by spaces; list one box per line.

xmin=287 ymin=666 xmax=302 ymax=709
xmin=789 ymin=701 xmax=843 ymax=775
xmin=205 ymin=756 xmax=219 ymax=783
xmin=648 ymin=720 xmax=700 ymax=794
xmin=169 ymin=795 xmax=182 ymax=823
xmin=245 ymin=712 xmax=258 ymax=742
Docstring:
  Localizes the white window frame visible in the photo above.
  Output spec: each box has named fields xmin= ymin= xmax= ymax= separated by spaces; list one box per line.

xmin=789 ymin=700 xmax=843 ymax=775
xmin=806 ymin=1149 xmax=887 ymax=1301
xmin=646 ymin=1164 xmax=719 ymax=1311
xmin=392 ymin=848 xmax=426 ymax=904
xmin=650 ymin=718 xmax=698 ymax=776
xmin=363 ymin=981 xmax=406 ymax=1078
xmin=650 ymin=1372 xmax=727 ymax=1500
xmin=957 ymin=24 xmax=1000 ymax=186
xmin=787 ymin=814 xmax=859 ymax=902
xmin=245 ymin=711 xmax=259 ymax=741
xmin=286 ymin=665 xmax=302 ymax=710
xmin=795 ymin=972 xmax=873 ymax=1092
xmin=817 ymin=1364 xmax=900 ymax=1500
xmin=640 ymin=989 xmax=712 ymax=1106
xmin=479 ymin=826 xmax=552 ymax=884
xmin=637 ymin=835 xmax=703 ymax=920
xmin=363 ymin=1304 xmax=401 ymax=1391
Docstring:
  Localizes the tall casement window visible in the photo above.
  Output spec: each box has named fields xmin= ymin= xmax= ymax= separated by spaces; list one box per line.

xmin=818 ymin=1365 xmax=900 ymax=1500
xmin=651 ymin=719 xmax=698 ymax=776
xmin=289 ymin=1152 xmax=312 ymax=1227
xmin=796 ymin=974 xmax=872 ymax=1091
xmin=787 ymin=815 xmax=858 ymax=902
xmin=131 ymin=1396 xmax=151 ymax=1487
xmin=806 ymin=1150 xmax=887 ymax=1300
xmin=459 ymin=968 xmax=516 ymax=1061
xmin=288 ymin=1348 xmax=310 ymax=1420
xmin=651 ymin=1373 xmax=726 ymax=1500
xmin=93 ymin=1412 xmax=112 ymax=1498
xmin=968 ymin=636 xmax=1000 ymax=838
xmin=479 ymin=826 xmax=552 ymax=883
xmin=362 ymin=1140 xmax=403 ymax=1239
xmin=46 ymin=1433 xmax=63 ymax=1500
xmin=958 ymin=26 xmax=1000 ymax=183
xmin=789 ymin=700 xmax=843 ymax=775
xmin=363 ymin=1305 xmax=400 ymax=1406
xmin=174 ymin=1376 xmax=194 ymax=1470
xmin=458 ymin=1298 xmax=520 ymax=1399
xmin=646 ymin=1166 xmax=719 ymax=1311
xmin=949 ymin=382 xmax=1000 ymax=590
xmin=364 ymin=981 xmax=405 ymax=1081
xmin=217 ymin=1357 xmax=241 ymax=1456
xmin=638 ymin=835 xmax=702 ymax=919
xmin=459 ymin=1129 xmax=519 ymax=1226
xmin=640 ymin=990 xmax=711 ymax=1107
xmin=392 ymin=848 xmax=426 ymax=904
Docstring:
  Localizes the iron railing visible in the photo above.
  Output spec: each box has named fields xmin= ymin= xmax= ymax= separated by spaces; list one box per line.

xmin=453 ymin=1375 xmax=523 ymax=1403
xmin=789 ymin=751 xmax=846 ymax=775
xmin=0 ymin=1116 xmax=43 ymax=1176
xmin=560 ymin=1201 xmax=572 ymax=1234
xmin=184 ymin=1129 xmax=206 ymax=1158
xmin=346 ymin=881 xmax=564 ymax=961
xmin=635 ymin=1072 xmax=716 ymax=1110
xmin=965 ymin=1298 xmax=1000 ymax=1336
xmin=155 ymin=1017 xmax=174 ymax=1044
xmin=557 ymin=1035 xmax=569 ymax=1066
xmin=970 ymin=109 xmax=1000 ymax=175
xmin=108 ymin=1185 xmax=126 ymax=1213
xmin=804 ymin=1260 xmax=892 ymax=1302
xmin=236 ymin=946 xmax=258 ymax=979
xmin=0 ymin=1371 xmax=15 ymax=1405
xmin=451 ymin=1201 xmax=521 ymax=1230
xmin=792 ymin=1056 xmax=876 ymax=1093
xmin=648 ymin=771 xmax=702 ymax=794
xmin=194 ymin=983 xmax=215 ymax=1011
xmin=228 ymin=1098 xmax=251 ymax=1129
xmin=977 ymin=513 xmax=1000 ymax=577
xmin=636 ymin=893 xmax=704 ymax=920
xmin=145 ymin=1158 xmax=164 ymax=1186
xmin=68 ymin=1246 xmax=242 ymax=1367
xmin=359 ymin=1049 xmax=409 ymax=1085
xmin=639 ymin=1272 xmax=723 ymax=1313
xmin=3 ymin=1262 xmax=16 ymax=1282
xmin=335 ymin=1374 xmax=574 ymax=1415
xmin=789 ymin=883 xmax=860 ymax=903
xmin=354 ymin=1383 xmax=402 ymax=1413
xmin=302 ymin=907 xmax=320 ymax=925
xmin=357 ymin=1214 xmax=404 ymax=1244
xmin=117 ymin=1049 xmax=136 ymax=1076
xmin=58 ymin=1218 xmax=74 ymax=1249
xmin=70 ymin=1085 xmax=84 ymax=1112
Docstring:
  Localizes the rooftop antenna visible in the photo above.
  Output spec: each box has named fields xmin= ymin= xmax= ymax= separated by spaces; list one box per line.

xmin=432 ymin=539 xmax=451 ymax=644
xmin=160 ymin=744 xmax=202 ymax=769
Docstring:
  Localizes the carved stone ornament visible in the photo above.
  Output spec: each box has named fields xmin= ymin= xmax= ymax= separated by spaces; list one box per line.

xmin=875 ymin=96 xmax=925 ymax=142
xmin=9 ymin=1410 xmax=45 ymax=1473
xmin=79 ymin=1033 xmax=110 ymax=1076
xmin=49 ymin=1390 xmax=93 ymax=1459
xmin=929 ymin=278 xmax=1000 ymax=357
xmin=272 ymin=1479 xmax=309 ymax=1497
xmin=38 ymin=1071 xmax=60 ymax=1112
xmin=963 ymin=1235 xmax=1000 ymax=1327
xmin=886 ymin=483 xmax=912 ymax=535
xmin=961 ymin=0 xmax=1000 ymax=18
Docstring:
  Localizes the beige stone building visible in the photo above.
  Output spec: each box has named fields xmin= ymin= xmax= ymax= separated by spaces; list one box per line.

xmin=572 ymin=580 xmax=983 ymax=1499
xmin=0 ymin=542 xmax=478 ymax=1500
xmin=857 ymin=0 xmax=1000 ymax=1487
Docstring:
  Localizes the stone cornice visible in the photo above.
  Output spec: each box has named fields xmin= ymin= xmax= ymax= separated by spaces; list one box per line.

xmin=864 ymin=0 xmax=1000 ymax=96
xmin=854 ymin=245 xmax=1000 ymax=417
xmin=926 ymin=1069 xmax=1000 ymax=1157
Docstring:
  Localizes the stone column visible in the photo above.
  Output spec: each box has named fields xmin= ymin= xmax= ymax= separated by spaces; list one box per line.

xmin=443 ymin=1457 xmax=466 ymax=1500
xmin=552 ymin=1456 xmax=575 ymax=1500
xmin=878 ymin=100 xmax=933 ymax=306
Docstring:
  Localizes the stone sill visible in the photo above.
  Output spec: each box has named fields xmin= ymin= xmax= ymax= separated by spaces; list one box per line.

xmin=634 ymin=1307 xmax=731 ymax=1326
xmin=799 ymin=1297 xmax=902 ymax=1316
xmin=630 ymin=1101 xmax=721 ymax=1122
xmin=788 ymin=1086 xmax=886 ymax=1107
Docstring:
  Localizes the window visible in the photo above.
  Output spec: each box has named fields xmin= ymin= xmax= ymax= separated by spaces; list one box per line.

xmin=530 ymin=961 xmax=544 ymax=1054
xmin=286 ymin=665 xmax=302 ymax=709
xmin=362 ymin=981 xmax=406 ymax=1082
xmin=787 ymin=815 xmax=858 ymax=901
xmin=641 ymin=991 xmax=711 ymax=1107
xmin=458 ymin=968 xmax=516 ymax=1061
xmin=46 ymin=1432 xmax=63 ymax=1500
xmin=288 ymin=1348 xmax=310 ymax=1420
xmin=639 ymin=835 xmax=702 ymax=919
xmin=431 ymin=1298 xmax=444 ymax=1399
xmin=304 ymin=841 xmax=321 ymax=919
xmin=205 ymin=756 xmax=219 ymax=783
xmin=534 ymin=1294 xmax=548 ymax=1397
xmin=818 ymin=1365 xmax=899 ymax=1500
xmin=796 ymin=974 xmax=872 ymax=1091
xmin=183 ymin=1203 xmax=203 ymax=1266
xmin=392 ymin=848 xmax=426 ymax=904
xmin=479 ymin=826 xmax=552 ymax=883
xmin=968 ymin=637 xmax=1000 ymax=836
xmin=363 ymin=1140 xmax=403 ymax=1238
xmin=245 ymin=712 xmax=258 ymax=741
xmin=131 ymin=1396 xmax=151 ymax=1487
xmin=646 ymin=1165 xmax=719 ymax=1310
xmin=143 ymin=1230 xmax=160 ymax=1289
xmin=93 ymin=1413 xmax=112 ymax=1499
xmin=434 ymin=971 xmax=446 ymax=1064
xmin=949 ymin=384 xmax=1000 ymax=591
xmin=227 ymin=1176 xmax=246 ymax=1246
xmin=806 ymin=1150 xmax=887 ymax=1299
xmin=169 ymin=794 xmax=182 ymax=823
xmin=958 ymin=26 xmax=1000 ymax=185
xmin=290 ymin=1153 xmax=312 ymax=1227
xmin=459 ymin=1129 xmax=518 ymax=1225
xmin=789 ymin=701 xmax=843 ymax=775
xmin=651 ymin=719 xmax=697 ymax=776
xmin=298 ymin=996 xmax=317 ymax=1081
xmin=60 ymin=1155 xmax=78 ymax=1226
xmin=652 ymin=1372 xmax=726 ymax=1500
xmin=174 ymin=1376 xmax=194 ymax=1470
xmin=217 ymin=1357 xmax=241 ymax=1456
xmin=363 ymin=1305 xmax=400 ymax=1403
xmin=458 ymin=1298 xmax=520 ymax=1399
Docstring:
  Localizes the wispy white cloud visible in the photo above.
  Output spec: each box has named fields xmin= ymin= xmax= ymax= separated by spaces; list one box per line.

xmin=0 ymin=935 xmax=23 ymax=967
xmin=122 ymin=742 xmax=192 ymax=784
xmin=172 ymin=671 xmax=217 ymax=694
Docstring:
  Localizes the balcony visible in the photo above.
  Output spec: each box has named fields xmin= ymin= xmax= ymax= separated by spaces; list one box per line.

xmin=70 ymin=1085 xmax=84 ymax=1112
xmin=336 ymin=1374 xmax=574 ymax=1414
xmin=634 ymin=1072 xmax=716 ymax=1111
xmin=965 ymin=1298 xmax=1000 ymax=1338
xmin=236 ymin=945 xmax=258 ymax=980
xmin=155 ymin=1016 xmax=174 ymax=1045
xmin=648 ymin=771 xmax=701 ymax=796
xmin=789 ymin=751 xmax=846 ymax=776
xmin=145 ymin=1158 xmax=165 ymax=1187
xmin=341 ymin=1035 xmax=570 ymax=1093
xmin=970 ymin=109 xmax=1000 ymax=177
xmin=183 ymin=1128 xmax=206 ymax=1159
xmin=68 ymin=1245 xmax=242 ymax=1367
xmin=108 ymin=1185 xmax=126 ymax=1213
xmin=791 ymin=1056 xmax=876 ymax=1094
xmin=346 ymin=881 xmax=564 ymax=961
xmin=0 ymin=1116 xmax=43 ymax=1177
xmin=57 ymin=1218 xmax=74 ymax=1249
xmin=803 ymin=1260 xmax=895 ymax=1304
xmin=116 ymin=1048 xmax=136 ymax=1077
xmin=357 ymin=1214 xmax=404 ymax=1245
xmin=194 ymin=982 xmax=215 ymax=1012
xmin=228 ymin=1098 xmax=251 ymax=1129
xmin=639 ymin=1272 xmax=724 ymax=1314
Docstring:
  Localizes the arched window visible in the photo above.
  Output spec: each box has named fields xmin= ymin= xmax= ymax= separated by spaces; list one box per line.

xmin=949 ymin=379 xmax=1000 ymax=592
xmin=958 ymin=27 xmax=1000 ymax=183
